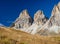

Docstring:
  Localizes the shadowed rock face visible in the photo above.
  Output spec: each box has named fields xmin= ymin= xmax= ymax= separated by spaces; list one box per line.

xmin=13 ymin=10 xmax=33 ymax=30
xmin=50 ymin=3 xmax=60 ymax=26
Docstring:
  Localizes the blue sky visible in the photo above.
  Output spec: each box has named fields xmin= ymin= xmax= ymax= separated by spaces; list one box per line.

xmin=0 ymin=0 xmax=60 ymax=26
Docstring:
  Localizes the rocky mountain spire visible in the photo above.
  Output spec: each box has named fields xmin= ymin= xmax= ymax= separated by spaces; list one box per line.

xmin=36 ymin=2 xmax=60 ymax=35
xmin=34 ymin=10 xmax=48 ymax=25
xmin=25 ymin=10 xmax=48 ymax=34
xmin=49 ymin=2 xmax=60 ymax=27
xmin=13 ymin=9 xmax=33 ymax=30
xmin=11 ymin=2 xmax=60 ymax=36
xmin=19 ymin=10 xmax=30 ymax=19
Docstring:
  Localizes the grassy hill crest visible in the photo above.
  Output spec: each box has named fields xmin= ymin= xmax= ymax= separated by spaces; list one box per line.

xmin=0 ymin=27 xmax=60 ymax=44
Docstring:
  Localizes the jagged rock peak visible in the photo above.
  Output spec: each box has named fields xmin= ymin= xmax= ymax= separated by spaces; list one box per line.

xmin=15 ymin=9 xmax=32 ymax=23
xmin=18 ymin=9 xmax=30 ymax=18
xmin=34 ymin=10 xmax=44 ymax=20
xmin=36 ymin=2 xmax=60 ymax=35
xmin=13 ymin=9 xmax=33 ymax=30
xmin=57 ymin=2 xmax=60 ymax=12
xmin=52 ymin=2 xmax=60 ymax=16
xmin=57 ymin=2 xmax=60 ymax=8
xmin=50 ymin=2 xmax=60 ymax=26
xmin=48 ymin=2 xmax=60 ymax=34
xmin=34 ymin=10 xmax=47 ymax=25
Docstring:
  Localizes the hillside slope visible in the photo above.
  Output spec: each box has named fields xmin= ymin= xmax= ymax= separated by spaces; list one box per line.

xmin=0 ymin=27 xmax=60 ymax=44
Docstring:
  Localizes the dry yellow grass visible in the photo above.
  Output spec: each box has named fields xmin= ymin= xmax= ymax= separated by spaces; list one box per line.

xmin=0 ymin=27 xmax=60 ymax=44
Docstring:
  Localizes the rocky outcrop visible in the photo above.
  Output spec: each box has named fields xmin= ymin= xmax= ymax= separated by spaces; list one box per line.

xmin=13 ymin=10 xmax=33 ymax=31
xmin=36 ymin=2 xmax=60 ymax=35
xmin=11 ymin=2 xmax=60 ymax=36
xmin=25 ymin=10 xmax=48 ymax=34
xmin=34 ymin=10 xmax=47 ymax=25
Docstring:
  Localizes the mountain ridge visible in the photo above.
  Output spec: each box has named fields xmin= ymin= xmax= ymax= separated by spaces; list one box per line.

xmin=5 ymin=2 xmax=60 ymax=36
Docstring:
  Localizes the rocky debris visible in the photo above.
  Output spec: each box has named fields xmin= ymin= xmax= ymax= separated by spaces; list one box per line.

xmin=13 ymin=9 xmax=33 ymax=31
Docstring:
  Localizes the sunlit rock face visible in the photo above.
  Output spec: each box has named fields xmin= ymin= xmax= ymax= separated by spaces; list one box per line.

xmin=36 ymin=2 xmax=60 ymax=35
xmin=25 ymin=10 xmax=48 ymax=34
xmin=48 ymin=2 xmax=60 ymax=34
xmin=50 ymin=3 xmax=60 ymax=26
xmin=48 ymin=2 xmax=60 ymax=28
xmin=13 ymin=10 xmax=33 ymax=31
xmin=34 ymin=10 xmax=47 ymax=25
xmin=11 ymin=2 xmax=60 ymax=36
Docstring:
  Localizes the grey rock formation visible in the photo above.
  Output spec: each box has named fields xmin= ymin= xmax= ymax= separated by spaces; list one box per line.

xmin=25 ymin=10 xmax=48 ymax=34
xmin=13 ymin=10 xmax=33 ymax=31
xmin=12 ymin=2 xmax=60 ymax=36
xmin=36 ymin=2 xmax=60 ymax=35
xmin=34 ymin=10 xmax=47 ymax=25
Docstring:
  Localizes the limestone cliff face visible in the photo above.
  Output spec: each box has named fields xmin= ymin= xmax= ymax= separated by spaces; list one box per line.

xmin=12 ymin=10 xmax=48 ymax=34
xmin=34 ymin=10 xmax=47 ymax=25
xmin=25 ymin=10 xmax=48 ymax=34
xmin=13 ymin=10 xmax=33 ymax=31
xmin=49 ymin=2 xmax=60 ymax=26
xmin=36 ymin=2 xmax=60 ymax=35
xmin=12 ymin=2 xmax=60 ymax=36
